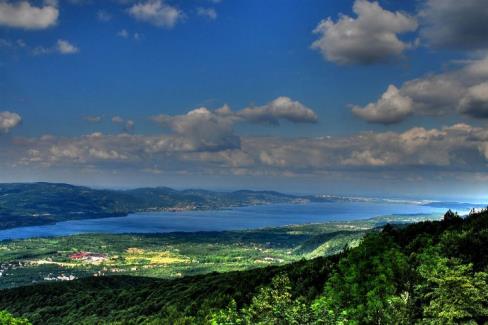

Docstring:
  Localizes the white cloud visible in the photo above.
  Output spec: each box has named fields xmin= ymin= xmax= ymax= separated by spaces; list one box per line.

xmin=151 ymin=97 xmax=318 ymax=151
xmin=419 ymin=0 xmax=488 ymax=50
xmin=0 ymin=1 xmax=58 ymax=29
xmin=311 ymin=0 xmax=417 ymax=65
xmin=33 ymin=39 xmax=79 ymax=55
xmin=401 ymin=74 xmax=464 ymax=116
xmin=0 ymin=111 xmax=22 ymax=133
xmin=12 ymin=123 xmax=488 ymax=181
xmin=128 ymin=0 xmax=183 ymax=28
xmin=89 ymin=148 xmax=127 ymax=160
xmin=459 ymin=82 xmax=488 ymax=118
xmin=238 ymin=97 xmax=318 ymax=125
xmin=352 ymin=54 xmax=488 ymax=123
xmin=56 ymin=39 xmax=79 ymax=54
xmin=196 ymin=7 xmax=217 ymax=20
xmin=152 ymin=107 xmax=241 ymax=151
xmin=352 ymin=85 xmax=413 ymax=124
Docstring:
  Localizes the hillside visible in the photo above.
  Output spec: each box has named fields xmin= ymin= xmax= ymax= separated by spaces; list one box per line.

xmin=1 ymin=209 xmax=487 ymax=324
xmin=0 ymin=183 xmax=305 ymax=230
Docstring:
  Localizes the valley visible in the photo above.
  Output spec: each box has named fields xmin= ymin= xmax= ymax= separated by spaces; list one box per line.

xmin=0 ymin=213 xmax=440 ymax=289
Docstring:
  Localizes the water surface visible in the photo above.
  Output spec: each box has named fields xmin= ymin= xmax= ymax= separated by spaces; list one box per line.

xmin=0 ymin=201 xmax=452 ymax=241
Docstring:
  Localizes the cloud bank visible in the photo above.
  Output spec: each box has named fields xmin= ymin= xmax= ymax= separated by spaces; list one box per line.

xmin=10 ymin=123 xmax=488 ymax=183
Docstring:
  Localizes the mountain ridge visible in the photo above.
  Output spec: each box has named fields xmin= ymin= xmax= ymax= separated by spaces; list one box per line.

xmin=0 ymin=182 xmax=307 ymax=230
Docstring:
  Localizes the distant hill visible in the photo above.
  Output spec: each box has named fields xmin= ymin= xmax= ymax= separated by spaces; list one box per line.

xmin=422 ymin=201 xmax=487 ymax=210
xmin=0 ymin=182 xmax=307 ymax=230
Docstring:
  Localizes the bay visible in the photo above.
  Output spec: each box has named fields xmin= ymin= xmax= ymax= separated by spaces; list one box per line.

xmin=0 ymin=201 xmax=452 ymax=241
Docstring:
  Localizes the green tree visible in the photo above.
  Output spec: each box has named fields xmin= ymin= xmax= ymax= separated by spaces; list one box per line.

xmin=443 ymin=209 xmax=460 ymax=222
xmin=209 ymin=299 xmax=243 ymax=325
xmin=210 ymin=274 xmax=313 ymax=325
xmin=416 ymin=249 xmax=488 ymax=324
xmin=0 ymin=311 xmax=31 ymax=325
xmin=316 ymin=234 xmax=411 ymax=324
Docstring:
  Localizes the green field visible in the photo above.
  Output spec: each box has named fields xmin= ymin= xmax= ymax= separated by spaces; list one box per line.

xmin=0 ymin=213 xmax=441 ymax=289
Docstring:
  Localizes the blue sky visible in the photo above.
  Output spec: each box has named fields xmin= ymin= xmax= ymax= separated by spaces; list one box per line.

xmin=1 ymin=0 xmax=488 ymax=199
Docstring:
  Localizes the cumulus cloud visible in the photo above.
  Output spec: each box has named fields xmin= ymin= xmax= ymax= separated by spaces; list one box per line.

xmin=0 ymin=1 xmax=58 ymax=29
xmin=238 ymin=97 xmax=318 ymax=125
xmin=128 ymin=0 xmax=183 ymax=28
xmin=352 ymin=54 xmax=488 ymax=123
xmin=152 ymin=107 xmax=241 ymax=151
xmin=401 ymin=74 xmax=464 ymax=116
xmin=352 ymin=85 xmax=413 ymax=124
xmin=0 ymin=111 xmax=22 ymax=133
xmin=196 ymin=7 xmax=217 ymax=20
xmin=459 ymin=82 xmax=488 ymax=118
xmin=311 ymin=0 xmax=417 ymax=65
xmin=151 ymin=97 xmax=318 ymax=151
xmin=419 ymin=0 xmax=488 ymax=50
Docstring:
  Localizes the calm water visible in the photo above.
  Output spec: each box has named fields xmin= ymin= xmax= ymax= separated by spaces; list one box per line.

xmin=0 ymin=202 xmax=451 ymax=241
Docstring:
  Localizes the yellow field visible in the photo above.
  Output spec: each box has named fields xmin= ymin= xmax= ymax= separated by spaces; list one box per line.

xmin=124 ymin=248 xmax=188 ymax=265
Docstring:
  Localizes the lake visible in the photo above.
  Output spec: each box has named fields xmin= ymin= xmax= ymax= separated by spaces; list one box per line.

xmin=0 ymin=201 xmax=454 ymax=241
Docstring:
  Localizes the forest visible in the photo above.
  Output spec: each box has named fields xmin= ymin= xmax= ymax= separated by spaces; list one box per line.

xmin=0 ymin=209 xmax=487 ymax=324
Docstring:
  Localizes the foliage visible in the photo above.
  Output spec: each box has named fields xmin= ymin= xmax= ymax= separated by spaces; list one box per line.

xmin=416 ymin=248 xmax=488 ymax=324
xmin=0 ymin=311 xmax=30 ymax=325
xmin=0 ymin=257 xmax=335 ymax=324
xmin=210 ymin=274 xmax=313 ymax=324
xmin=1 ymin=208 xmax=488 ymax=324
xmin=315 ymin=234 xmax=411 ymax=324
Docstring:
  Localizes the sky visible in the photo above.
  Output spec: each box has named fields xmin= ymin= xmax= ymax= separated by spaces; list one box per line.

xmin=1 ymin=0 xmax=488 ymax=199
